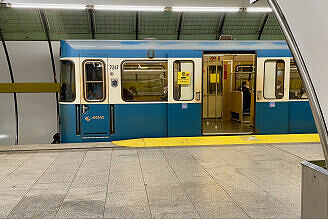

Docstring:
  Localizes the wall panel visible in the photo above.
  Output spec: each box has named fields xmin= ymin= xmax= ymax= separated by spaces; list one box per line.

xmin=0 ymin=41 xmax=59 ymax=145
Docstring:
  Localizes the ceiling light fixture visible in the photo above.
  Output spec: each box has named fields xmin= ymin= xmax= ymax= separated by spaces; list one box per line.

xmin=172 ymin=7 xmax=240 ymax=12
xmin=94 ymin=5 xmax=165 ymax=12
xmin=246 ymin=7 xmax=272 ymax=12
xmin=9 ymin=3 xmax=86 ymax=10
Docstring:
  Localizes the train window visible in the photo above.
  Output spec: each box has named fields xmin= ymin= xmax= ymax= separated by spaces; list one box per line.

xmin=60 ymin=60 xmax=75 ymax=102
xmin=207 ymin=65 xmax=223 ymax=94
xmin=173 ymin=61 xmax=194 ymax=101
xmin=289 ymin=59 xmax=307 ymax=99
xmin=84 ymin=61 xmax=105 ymax=101
xmin=264 ymin=60 xmax=285 ymax=99
xmin=233 ymin=65 xmax=254 ymax=91
xmin=121 ymin=61 xmax=168 ymax=102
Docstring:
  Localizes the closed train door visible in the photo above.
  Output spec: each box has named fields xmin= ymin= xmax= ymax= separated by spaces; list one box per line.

xmin=168 ymin=57 xmax=202 ymax=136
xmin=80 ymin=58 xmax=110 ymax=140
xmin=256 ymin=57 xmax=290 ymax=134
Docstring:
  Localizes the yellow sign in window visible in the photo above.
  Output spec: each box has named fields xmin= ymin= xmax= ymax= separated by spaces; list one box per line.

xmin=177 ymin=71 xmax=191 ymax=85
xmin=210 ymin=74 xmax=220 ymax=83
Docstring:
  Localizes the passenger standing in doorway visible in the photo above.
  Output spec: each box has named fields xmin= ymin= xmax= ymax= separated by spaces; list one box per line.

xmin=241 ymin=80 xmax=251 ymax=113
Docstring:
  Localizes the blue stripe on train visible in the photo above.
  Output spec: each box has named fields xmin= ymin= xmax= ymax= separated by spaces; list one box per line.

xmin=257 ymin=49 xmax=292 ymax=57
xmin=256 ymin=101 xmax=316 ymax=134
xmin=61 ymin=41 xmax=291 ymax=59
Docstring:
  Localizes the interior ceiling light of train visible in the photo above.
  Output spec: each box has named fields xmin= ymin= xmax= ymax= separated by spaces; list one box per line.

xmin=0 ymin=2 xmax=284 ymax=41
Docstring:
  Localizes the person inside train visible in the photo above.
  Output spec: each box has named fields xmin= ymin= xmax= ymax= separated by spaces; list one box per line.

xmin=123 ymin=86 xmax=137 ymax=101
xmin=276 ymin=80 xmax=284 ymax=98
xmin=161 ymin=85 xmax=168 ymax=101
xmin=87 ymin=83 xmax=103 ymax=100
xmin=60 ymin=84 xmax=74 ymax=101
xmin=241 ymin=80 xmax=251 ymax=113
xmin=300 ymin=87 xmax=307 ymax=98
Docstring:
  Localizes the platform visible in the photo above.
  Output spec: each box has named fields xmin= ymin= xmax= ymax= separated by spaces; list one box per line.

xmin=0 ymin=137 xmax=324 ymax=218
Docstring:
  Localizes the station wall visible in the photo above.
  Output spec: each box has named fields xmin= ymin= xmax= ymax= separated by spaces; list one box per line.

xmin=0 ymin=41 xmax=60 ymax=145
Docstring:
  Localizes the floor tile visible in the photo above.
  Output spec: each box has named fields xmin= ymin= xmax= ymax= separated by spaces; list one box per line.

xmin=150 ymin=204 xmax=200 ymax=219
xmin=106 ymin=190 xmax=148 ymax=207
xmin=104 ymin=206 xmax=151 ymax=218
xmin=56 ymin=200 xmax=105 ymax=218
xmin=195 ymin=201 xmax=249 ymax=218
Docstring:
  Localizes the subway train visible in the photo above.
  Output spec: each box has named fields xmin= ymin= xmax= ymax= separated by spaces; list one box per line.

xmin=59 ymin=40 xmax=316 ymax=143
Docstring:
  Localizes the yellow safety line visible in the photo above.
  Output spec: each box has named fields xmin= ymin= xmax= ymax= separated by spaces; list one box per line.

xmin=0 ymin=83 xmax=60 ymax=93
xmin=112 ymin=133 xmax=320 ymax=148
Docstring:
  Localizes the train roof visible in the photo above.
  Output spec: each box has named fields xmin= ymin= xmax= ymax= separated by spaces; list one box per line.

xmin=61 ymin=40 xmax=291 ymax=58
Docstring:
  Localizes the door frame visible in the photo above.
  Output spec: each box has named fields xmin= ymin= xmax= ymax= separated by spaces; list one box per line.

xmin=79 ymin=56 xmax=110 ymax=139
xmin=201 ymin=51 xmax=257 ymax=135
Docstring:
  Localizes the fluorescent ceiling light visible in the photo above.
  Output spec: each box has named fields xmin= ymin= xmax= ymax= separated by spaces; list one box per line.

xmin=9 ymin=3 xmax=86 ymax=10
xmin=94 ymin=5 xmax=165 ymax=12
xmin=172 ymin=7 xmax=240 ymax=12
xmin=246 ymin=7 xmax=272 ymax=12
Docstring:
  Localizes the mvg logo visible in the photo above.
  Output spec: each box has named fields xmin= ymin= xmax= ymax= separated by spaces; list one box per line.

xmin=85 ymin=116 xmax=105 ymax=122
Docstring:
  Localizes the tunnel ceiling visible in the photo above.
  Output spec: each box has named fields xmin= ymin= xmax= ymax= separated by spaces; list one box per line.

xmin=0 ymin=7 xmax=284 ymax=41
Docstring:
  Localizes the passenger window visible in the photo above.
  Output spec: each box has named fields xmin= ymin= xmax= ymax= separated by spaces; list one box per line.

xmin=121 ymin=61 xmax=168 ymax=102
xmin=84 ymin=61 xmax=105 ymax=101
xmin=289 ymin=59 xmax=307 ymax=99
xmin=233 ymin=65 xmax=254 ymax=91
xmin=60 ymin=60 xmax=75 ymax=102
xmin=264 ymin=60 xmax=285 ymax=99
xmin=173 ymin=61 xmax=194 ymax=101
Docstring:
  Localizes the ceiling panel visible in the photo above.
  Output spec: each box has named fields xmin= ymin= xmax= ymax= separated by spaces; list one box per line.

xmin=182 ymin=12 xmax=222 ymax=35
xmin=0 ymin=6 xmax=284 ymax=41
xmin=0 ymin=8 xmax=43 ymax=33
xmin=262 ymin=13 xmax=283 ymax=35
xmin=140 ymin=12 xmax=178 ymax=35
xmin=95 ymin=11 xmax=134 ymax=34
xmin=223 ymin=12 xmax=264 ymax=35
xmin=46 ymin=9 xmax=89 ymax=33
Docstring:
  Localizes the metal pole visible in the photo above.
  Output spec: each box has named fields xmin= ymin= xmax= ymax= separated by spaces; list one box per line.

xmin=215 ymin=55 xmax=218 ymax=129
xmin=39 ymin=9 xmax=60 ymax=134
xmin=206 ymin=59 xmax=210 ymax=126
xmin=177 ymin=12 xmax=184 ymax=40
xmin=267 ymin=0 xmax=328 ymax=168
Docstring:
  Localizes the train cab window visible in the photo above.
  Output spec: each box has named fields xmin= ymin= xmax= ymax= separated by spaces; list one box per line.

xmin=289 ymin=59 xmax=307 ymax=99
xmin=84 ymin=61 xmax=105 ymax=101
xmin=60 ymin=60 xmax=75 ymax=102
xmin=264 ymin=60 xmax=285 ymax=99
xmin=121 ymin=61 xmax=168 ymax=102
xmin=173 ymin=61 xmax=194 ymax=101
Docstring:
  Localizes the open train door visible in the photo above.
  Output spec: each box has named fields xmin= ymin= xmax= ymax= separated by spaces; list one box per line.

xmin=79 ymin=56 xmax=110 ymax=141
xmin=167 ymin=56 xmax=202 ymax=137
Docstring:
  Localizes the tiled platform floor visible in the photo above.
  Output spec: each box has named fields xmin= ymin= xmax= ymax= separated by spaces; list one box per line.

xmin=0 ymin=142 xmax=324 ymax=218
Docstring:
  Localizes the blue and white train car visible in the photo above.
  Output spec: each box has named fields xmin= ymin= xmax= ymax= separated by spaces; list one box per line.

xmin=59 ymin=40 xmax=316 ymax=143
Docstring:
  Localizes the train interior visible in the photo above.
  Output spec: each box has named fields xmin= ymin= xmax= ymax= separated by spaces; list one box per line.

xmin=202 ymin=53 xmax=255 ymax=135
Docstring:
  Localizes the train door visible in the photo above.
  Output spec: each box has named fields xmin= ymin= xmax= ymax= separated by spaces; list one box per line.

xmin=202 ymin=53 xmax=255 ymax=135
xmin=255 ymin=57 xmax=290 ymax=134
xmin=167 ymin=58 xmax=202 ymax=137
xmin=80 ymin=58 xmax=110 ymax=140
